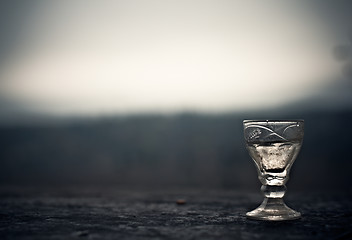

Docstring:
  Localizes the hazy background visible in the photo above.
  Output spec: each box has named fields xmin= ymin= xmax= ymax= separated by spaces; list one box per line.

xmin=0 ymin=0 xmax=351 ymax=192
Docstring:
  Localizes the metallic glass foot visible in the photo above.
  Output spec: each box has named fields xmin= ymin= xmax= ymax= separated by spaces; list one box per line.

xmin=246 ymin=198 xmax=301 ymax=221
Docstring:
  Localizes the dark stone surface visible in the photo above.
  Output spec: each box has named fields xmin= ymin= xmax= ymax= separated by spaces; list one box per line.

xmin=0 ymin=187 xmax=351 ymax=240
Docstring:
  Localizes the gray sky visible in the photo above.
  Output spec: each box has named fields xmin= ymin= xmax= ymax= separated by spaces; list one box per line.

xmin=0 ymin=0 xmax=345 ymax=115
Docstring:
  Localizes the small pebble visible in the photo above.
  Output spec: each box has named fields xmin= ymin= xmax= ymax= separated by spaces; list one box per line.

xmin=176 ymin=199 xmax=186 ymax=205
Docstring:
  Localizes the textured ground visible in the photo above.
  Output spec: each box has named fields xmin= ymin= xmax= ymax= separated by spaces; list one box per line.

xmin=0 ymin=187 xmax=351 ymax=240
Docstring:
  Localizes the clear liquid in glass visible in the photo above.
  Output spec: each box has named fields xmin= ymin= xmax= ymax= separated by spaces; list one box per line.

xmin=246 ymin=141 xmax=301 ymax=186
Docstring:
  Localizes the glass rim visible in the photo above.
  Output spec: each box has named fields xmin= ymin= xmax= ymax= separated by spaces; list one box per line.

xmin=243 ymin=119 xmax=304 ymax=123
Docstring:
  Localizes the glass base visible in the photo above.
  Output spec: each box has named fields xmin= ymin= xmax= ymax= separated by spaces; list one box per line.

xmin=246 ymin=198 xmax=301 ymax=221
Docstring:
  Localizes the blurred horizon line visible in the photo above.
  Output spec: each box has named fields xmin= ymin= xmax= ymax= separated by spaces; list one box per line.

xmin=1 ymin=95 xmax=352 ymax=127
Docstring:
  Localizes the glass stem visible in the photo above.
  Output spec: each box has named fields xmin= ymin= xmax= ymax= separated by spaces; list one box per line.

xmin=261 ymin=185 xmax=286 ymax=199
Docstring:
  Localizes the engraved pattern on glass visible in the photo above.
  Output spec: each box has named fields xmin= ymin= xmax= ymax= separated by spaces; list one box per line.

xmin=243 ymin=120 xmax=304 ymax=221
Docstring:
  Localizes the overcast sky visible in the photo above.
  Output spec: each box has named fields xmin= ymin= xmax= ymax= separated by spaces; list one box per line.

xmin=0 ymin=0 xmax=347 ymax=115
